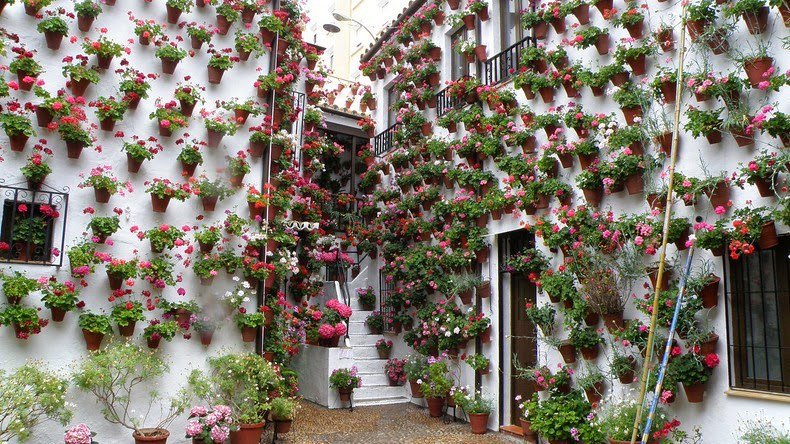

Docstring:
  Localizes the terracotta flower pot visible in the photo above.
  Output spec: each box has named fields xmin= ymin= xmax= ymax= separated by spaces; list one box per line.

xmin=107 ymin=271 xmax=124 ymax=290
xmin=686 ymin=19 xmax=708 ymax=41
xmin=699 ymin=333 xmax=719 ymax=355
xmin=474 ymin=45 xmax=487 ymax=62
xmin=82 ymin=330 xmax=104 ymax=351
xmin=624 ymin=173 xmax=644 ymax=195
xmin=521 ymin=419 xmax=537 ymax=439
xmin=469 ymin=413 xmax=489 ymax=434
xmin=410 ymin=379 xmax=424 ymax=398
xmin=753 ymin=175 xmax=775 ymax=198
xmin=583 ymin=187 xmax=603 ymax=206
xmin=147 ymin=336 xmax=161 ymax=349
xmin=426 ymin=396 xmax=444 ymax=417
xmin=574 ymin=3 xmax=590 ymax=24
xmin=705 ymin=181 xmax=730 ymax=207
xmin=9 ymin=133 xmax=28 ymax=152
xmin=226 ymin=423 xmax=266 ymax=444
xmin=44 ymin=31 xmax=64 ymax=50
xmin=96 ymin=55 xmax=113 ymax=69
xmin=66 ymin=140 xmax=85 ymax=159
xmin=150 ymin=195 xmax=171 ymax=213
xmin=533 ymin=21 xmax=549 ymax=39
xmin=207 ymin=66 xmax=225 ymax=84
xmin=742 ymin=7 xmax=769 ymax=34
xmin=580 ymin=344 xmax=599 ymax=360
xmin=36 ymin=106 xmax=53 ymax=127
xmin=447 ymin=0 xmax=461 ymax=9
xmin=51 ymin=307 xmax=67 ymax=322
xmin=461 ymin=14 xmax=476 ymax=30
xmin=595 ymin=0 xmax=613 ymax=14
xmin=603 ymin=312 xmax=625 ymax=332
xmin=166 ymin=5 xmax=182 ymax=23
xmin=161 ymin=59 xmax=179 ymax=75
xmin=759 ymin=221 xmax=779 ymax=249
xmin=127 ymin=154 xmax=144 ymax=173
xmin=682 ymin=382 xmax=705 ymax=403
xmin=118 ymin=321 xmax=136 ymax=337
xmin=241 ymin=326 xmax=257 ymax=342
xmin=538 ymin=87 xmax=554 ymax=103
xmin=594 ymin=33 xmax=610 ymax=55
xmin=216 ymin=14 xmax=232 ymax=35
xmin=132 ymin=428 xmax=170 ymax=444
xmin=625 ymin=20 xmax=644 ymax=39
xmin=274 ymin=420 xmax=292 ymax=434
xmin=199 ymin=329 xmax=214 ymax=346
xmin=338 ymin=387 xmax=353 ymax=403
xmin=559 ymin=341 xmax=576 ymax=363
xmin=77 ymin=15 xmax=95 ymax=32
xmin=743 ymin=57 xmax=773 ymax=88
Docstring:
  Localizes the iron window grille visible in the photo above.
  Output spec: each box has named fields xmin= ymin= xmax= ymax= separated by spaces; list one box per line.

xmin=482 ymin=35 xmax=536 ymax=86
xmin=0 ymin=183 xmax=69 ymax=266
xmin=725 ymin=235 xmax=790 ymax=394
xmin=379 ymin=270 xmax=397 ymax=333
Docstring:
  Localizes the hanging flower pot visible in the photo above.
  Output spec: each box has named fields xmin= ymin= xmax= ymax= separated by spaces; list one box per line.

xmin=700 ymin=275 xmax=720 ymax=308
xmin=199 ymin=329 xmax=214 ymax=346
xmin=474 ymin=45 xmax=488 ymax=61
xmin=8 ymin=133 xmax=28 ymax=152
xmin=477 ymin=281 xmax=491 ymax=298
xmin=77 ymin=15 xmax=95 ymax=32
xmin=705 ymin=181 xmax=730 ymax=207
xmin=742 ymin=7 xmax=769 ymax=34
xmin=573 ymin=3 xmax=590 ymax=24
xmin=591 ymin=85 xmax=605 ymax=96
xmin=150 ymin=194 xmax=171 ymax=213
xmin=165 ymin=5 xmax=182 ymax=23
xmin=682 ymin=382 xmax=705 ymax=403
xmin=657 ymin=28 xmax=675 ymax=51
xmin=617 ymin=358 xmax=636 ymax=384
xmin=82 ymin=330 xmax=105 ymax=351
xmin=241 ymin=7 xmax=256 ymax=23
xmin=648 ymin=267 xmax=672 ymax=291
xmin=65 ymin=140 xmax=85 ymax=159
xmin=753 ymin=175 xmax=775 ymax=198
xmin=699 ymin=333 xmax=719 ymax=355
xmin=50 ymin=307 xmax=67 ymax=322
xmin=132 ymin=428 xmax=170 ymax=444
xmin=459 ymin=289 xmax=473 ymax=305
xmin=595 ymin=0 xmax=613 ymax=14
xmin=585 ymin=382 xmax=604 ymax=404
xmin=580 ymin=344 xmax=600 ymax=360
xmin=461 ymin=14 xmax=476 ymax=30
xmin=743 ymin=57 xmax=773 ymax=88
xmin=118 ymin=321 xmax=136 ymax=337
xmin=538 ymin=87 xmax=554 ymax=103
xmin=241 ymin=326 xmax=257 ymax=342
xmin=705 ymin=129 xmax=722 ymax=145
xmin=759 ymin=221 xmax=779 ymax=249
xmin=625 ymin=20 xmax=644 ymax=39
xmin=583 ymin=187 xmax=603 ymax=206
xmin=216 ymin=14 xmax=232 ymax=35
xmin=551 ymin=16 xmax=565 ymax=33
xmin=626 ymin=54 xmax=646 ymax=75
xmin=534 ymin=22 xmax=549 ymax=40
xmin=207 ymin=66 xmax=225 ymax=84
xmin=611 ymin=71 xmax=629 ymax=87
xmin=43 ymin=31 xmax=64 ymax=50
xmin=624 ymin=172 xmax=644 ymax=195
xmin=779 ymin=0 xmax=790 ymax=25
xmin=686 ymin=19 xmax=708 ymax=41
xmin=559 ymin=341 xmax=576 ymax=363
xmin=594 ymin=33 xmax=610 ymax=55
xmin=603 ymin=311 xmax=625 ymax=332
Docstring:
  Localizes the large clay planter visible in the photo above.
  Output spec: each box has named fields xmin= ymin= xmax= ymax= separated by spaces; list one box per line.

xmin=682 ymin=382 xmax=705 ymax=403
xmin=409 ymin=379 xmax=424 ymax=398
xmin=229 ymin=422 xmax=265 ymax=444
xmin=426 ymin=396 xmax=444 ymax=418
xmin=82 ymin=330 xmax=104 ymax=351
xmin=743 ymin=57 xmax=773 ymax=88
xmin=469 ymin=413 xmax=489 ymax=434
xmin=133 ymin=429 xmax=170 ymax=444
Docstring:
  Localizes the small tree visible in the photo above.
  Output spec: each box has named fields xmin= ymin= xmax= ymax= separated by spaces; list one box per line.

xmin=0 ymin=364 xmax=72 ymax=442
xmin=73 ymin=342 xmax=190 ymax=438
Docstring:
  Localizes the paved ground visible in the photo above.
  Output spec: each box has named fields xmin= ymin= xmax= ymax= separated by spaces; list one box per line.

xmin=274 ymin=400 xmax=522 ymax=444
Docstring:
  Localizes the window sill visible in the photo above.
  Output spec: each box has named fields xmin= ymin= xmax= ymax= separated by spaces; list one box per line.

xmin=725 ymin=388 xmax=790 ymax=403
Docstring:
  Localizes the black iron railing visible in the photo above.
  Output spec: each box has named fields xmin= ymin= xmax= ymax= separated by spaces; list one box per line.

xmin=379 ymin=270 xmax=397 ymax=333
xmin=436 ymin=84 xmax=465 ymax=118
xmin=373 ymin=123 xmax=399 ymax=157
xmin=0 ymin=183 xmax=69 ymax=266
xmin=483 ymin=36 xmax=537 ymax=86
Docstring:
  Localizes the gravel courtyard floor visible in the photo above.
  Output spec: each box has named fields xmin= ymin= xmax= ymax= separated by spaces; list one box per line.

xmin=274 ymin=400 xmax=522 ymax=443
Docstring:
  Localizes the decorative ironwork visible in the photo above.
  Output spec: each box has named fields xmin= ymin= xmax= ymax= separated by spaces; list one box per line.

xmin=483 ymin=36 xmax=537 ymax=86
xmin=373 ymin=123 xmax=399 ymax=157
xmin=0 ymin=182 xmax=69 ymax=267
xmin=379 ymin=270 xmax=396 ymax=333
xmin=436 ymin=84 xmax=465 ymax=118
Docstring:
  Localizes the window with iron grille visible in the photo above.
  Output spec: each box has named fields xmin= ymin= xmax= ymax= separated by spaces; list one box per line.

xmin=725 ymin=235 xmax=790 ymax=394
xmin=450 ymin=28 xmax=469 ymax=81
xmin=379 ymin=270 xmax=396 ymax=333
xmin=0 ymin=185 xmax=68 ymax=266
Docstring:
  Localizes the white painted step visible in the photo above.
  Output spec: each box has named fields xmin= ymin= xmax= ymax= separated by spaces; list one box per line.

xmin=357 ymin=373 xmax=390 ymax=386
xmin=353 ymin=345 xmax=385 ymax=359
xmin=354 ymin=396 xmax=411 ymax=407
xmin=354 ymin=384 xmax=408 ymax=400
xmin=350 ymin=309 xmax=374 ymax=322
xmin=348 ymin=334 xmax=383 ymax=346
xmin=355 ymin=359 xmax=386 ymax=373
xmin=349 ymin=320 xmax=373 ymax=334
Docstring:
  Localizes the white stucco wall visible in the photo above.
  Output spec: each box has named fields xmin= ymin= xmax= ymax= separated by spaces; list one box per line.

xmin=0 ymin=1 xmax=295 ymax=442
xmin=365 ymin=0 xmax=790 ymax=439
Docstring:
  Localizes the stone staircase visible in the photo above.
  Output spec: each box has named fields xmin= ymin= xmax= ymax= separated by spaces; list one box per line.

xmin=344 ymin=264 xmax=410 ymax=407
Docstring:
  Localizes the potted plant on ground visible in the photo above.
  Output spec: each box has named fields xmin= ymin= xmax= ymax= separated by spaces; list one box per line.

xmin=74 ymin=343 xmax=190 ymax=444
xmin=405 ymin=354 xmax=428 ymax=398
xmin=330 ymin=367 xmax=361 ymax=404
xmin=596 ymin=396 xmax=682 ymax=443
xmin=456 ymin=391 xmax=493 ymax=434
xmin=270 ymin=398 xmax=298 ymax=434
xmin=111 ymin=300 xmax=144 ymax=337
xmin=529 ymin=391 xmax=597 ymax=443
xmin=78 ymin=311 xmax=113 ymax=350
xmin=40 ymin=277 xmax=79 ymax=322
xmin=420 ymin=360 xmax=452 ymax=417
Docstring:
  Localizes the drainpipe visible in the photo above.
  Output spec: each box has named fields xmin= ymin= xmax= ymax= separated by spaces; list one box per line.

xmin=256 ymin=0 xmax=282 ymax=356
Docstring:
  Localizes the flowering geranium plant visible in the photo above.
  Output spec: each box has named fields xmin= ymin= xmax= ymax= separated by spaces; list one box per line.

xmin=385 ymin=358 xmax=407 ymax=385
xmin=78 ymin=165 xmax=130 ymax=196
xmin=145 ymin=178 xmax=192 ymax=200
xmin=143 ymin=224 xmax=186 ymax=252
xmin=149 ymin=100 xmax=188 ymax=131
xmin=64 ymin=423 xmax=98 ymax=444
xmin=329 ymin=367 xmax=362 ymax=390
xmin=82 ymin=36 xmax=123 ymax=58
xmin=40 ymin=277 xmax=80 ymax=313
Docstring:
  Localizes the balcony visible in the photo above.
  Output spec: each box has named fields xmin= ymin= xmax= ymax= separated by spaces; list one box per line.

xmin=436 ymin=84 xmax=465 ymax=118
xmin=482 ymin=36 xmax=537 ymax=86
xmin=373 ymin=123 xmax=399 ymax=157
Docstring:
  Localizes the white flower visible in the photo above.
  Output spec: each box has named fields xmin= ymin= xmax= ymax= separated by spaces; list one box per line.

xmin=453 ymin=327 xmax=460 ymax=334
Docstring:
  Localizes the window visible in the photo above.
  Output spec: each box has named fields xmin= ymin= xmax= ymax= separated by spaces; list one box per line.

xmin=386 ymin=86 xmax=400 ymax=127
xmin=499 ymin=0 xmax=524 ymax=50
xmin=726 ymin=235 xmax=790 ymax=394
xmin=1 ymin=200 xmax=57 ymax=263
xmin=450 ymin=28 xmax=469 ymax=81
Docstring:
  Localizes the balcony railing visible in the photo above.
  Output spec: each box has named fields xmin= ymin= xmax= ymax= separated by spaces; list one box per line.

xmin=373 ymin=122 xmax=399 ymax=157
xmin=483 ymin=36 xmax=537 ymax=86
xmin=436 ymin=84 xmax=465 ymax=118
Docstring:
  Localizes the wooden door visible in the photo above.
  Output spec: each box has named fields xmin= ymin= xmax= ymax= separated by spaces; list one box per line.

xmin=510 ymin=274 xmax=537 ymax=424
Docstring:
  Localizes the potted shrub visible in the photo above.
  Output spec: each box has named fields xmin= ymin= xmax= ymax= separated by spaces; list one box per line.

xmin=357 ymin=286 xmax=377 ymax=310
xmin=330 ymin=367 xmax=361 ymax=404
xmin=234 ymin=31 xmax=263 ymax=61
xmin=143 ymin=319 xmax=178 ymax=349
xmin=62 ymin=61 xmax=100 ymax=96
xmin=40 ymin=278 xmax=79 ymax=322
xmin=420 ymin=360 xmax=452 ymax=417
xmin=74 ymin=343 xmax=190 ymax=444
xmin=74 ymin=0 xmax=101 ymax=32
xmin=189 ymin=353 xmax=279 ymax=443
xmin=569 ymin=325 xmax=603 ymax=360
xmin=376 ymin=339 xmax=393 ymax=359
xmin=155 ymin=44 xmax=187 ymax=75
xmin=105 ymin=258 xmax=137 ymax=290
xmin=270 ymin=398 xmax=298 ymax=434
xmin=2 ymin=271 xmax=37 ymax=305
xmin=186 ymin=22 xmax=214 ymax=49
xmin=8 ymin=53 xmax=43 ymax=92
xmin=465 ymin=354 xmax=491 ymax=375
xmin=184 ymin=405 xmax=233 ymax=443
xmin=111 ymin=300 xmax=144 ymax=337
xmin=20 ymin=153 xmax=51 ymax=189
xmin=122 ymin=137 xmax=160 ymax=173
xmin=456 ymin=391 xmax=493 ymax=434
xmin=670 ymin=352 xmax=719 ymax=403
xmin=82 ymin=36 xmax=123 ymax=69
xmin=133 ymin=19 xmax=163 ymax=45
xmin=0 ymin=112 xmax=34 ymax=152
xmin=78 ymin=311 xmax=112 ymax=350
xmin=207 ymin=53 xmax=234 ymax=84
xmin=528 ymin=391 xmax=593 ymax=443
xmin=37 ymin=15 xmax=69 ymax=49
xmin=0 ymin=364 xmax=71 ymax=442
xmin=79 ymin=165 xmax=126 ymax=203
xmin=227 ymin=152 xmax=250 ymax=187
